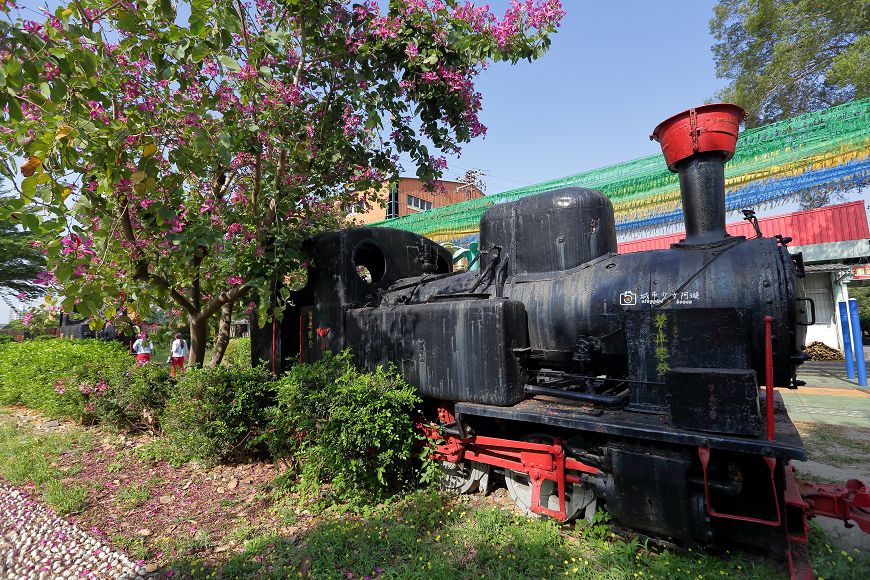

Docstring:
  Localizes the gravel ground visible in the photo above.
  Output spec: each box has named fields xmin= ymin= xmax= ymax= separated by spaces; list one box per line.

xmin=0 ymin=481 xmax=147 ymax=580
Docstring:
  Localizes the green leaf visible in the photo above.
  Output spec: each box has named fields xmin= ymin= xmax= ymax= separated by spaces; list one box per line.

xmin=220 ymin=55 xmax=242 ymax=73
xmin=160 ymin=0 xmax=175 ymax=19
xmin=21 ymin=214 xmax=39 ymax=232
xmin=21 ymin=176 xmax=37 ymax=197
xmin=7 ymin=97 xmax=23 ymax=122
xmin=191 ymin=43 xmax=210 ymax=63
xmin=220 ymin=29 xmax=233 ymax=50
xmin=158 ymin=206 xmax=177 ymax=222
xmin=3 ymin=57 xmax=21 ymax=77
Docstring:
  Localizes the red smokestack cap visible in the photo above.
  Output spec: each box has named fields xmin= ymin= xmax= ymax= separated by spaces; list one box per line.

xmin=650 ymin=104 xmax=745 ymax=172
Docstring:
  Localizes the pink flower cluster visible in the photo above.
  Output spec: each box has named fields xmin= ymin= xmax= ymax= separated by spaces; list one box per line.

xmin=54 ymin=380 xmax=68 ymax=395
xmin=79 ymin=381 xmax=109 ymax=396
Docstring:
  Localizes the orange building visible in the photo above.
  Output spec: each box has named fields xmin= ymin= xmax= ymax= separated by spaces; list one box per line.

xmin=354 ymin=177 xmax=484 ymax=225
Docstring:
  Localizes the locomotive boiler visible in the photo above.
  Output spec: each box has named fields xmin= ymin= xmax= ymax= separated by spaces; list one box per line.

xmin=253 ymin=104 xmax=870 ymax=579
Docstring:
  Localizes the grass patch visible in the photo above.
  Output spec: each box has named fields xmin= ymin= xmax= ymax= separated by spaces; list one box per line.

xmin=0 ymin=422 xmax=96 ymax=486
xmin=795 ymin=422 xmax=870 ymax=466
xmin=158 ymin=491 xmax=787 ymax=580
xmin=116 ymin=481 xmax=150 ymax=507
xmin=808 ymin=522 xmax=869 ymax=580
xmin=0 ymin=422 xmax=97 ymax=514
xmin=43 ymin=478 xmax=90 ymax=515
xmin=112 ymin=533 xmax=149 ymax=561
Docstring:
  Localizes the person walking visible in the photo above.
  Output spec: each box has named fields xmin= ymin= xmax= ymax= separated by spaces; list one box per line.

xmin=170 ymin=333 xmax=189 ymax=378
xmin=132 ymin=332 xmax=154 ymax=364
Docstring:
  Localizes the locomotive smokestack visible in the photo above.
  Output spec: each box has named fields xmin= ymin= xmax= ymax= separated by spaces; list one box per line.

xmin=650 ymin=104 xmax=745 ymax=245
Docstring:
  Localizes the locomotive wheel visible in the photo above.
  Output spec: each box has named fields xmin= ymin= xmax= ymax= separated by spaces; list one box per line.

xmin=504 ymin=433 xmax=595 ymax=522
xmin=440 ymin=460 xmax=489 ymax=494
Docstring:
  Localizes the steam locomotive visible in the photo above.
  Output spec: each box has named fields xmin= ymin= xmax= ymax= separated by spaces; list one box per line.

xmin=252 ymin=105 xmax=870 ymax=578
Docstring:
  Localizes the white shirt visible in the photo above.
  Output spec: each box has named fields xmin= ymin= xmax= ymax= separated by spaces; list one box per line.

xmin=132 ymin=339 xmax=153 ymax=354
xmin=171 ymin=338 xmax=188 ymax=357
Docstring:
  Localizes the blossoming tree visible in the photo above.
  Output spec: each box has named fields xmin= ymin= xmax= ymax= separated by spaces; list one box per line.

xmin=0 ymin=0 xmax=564 ymax=367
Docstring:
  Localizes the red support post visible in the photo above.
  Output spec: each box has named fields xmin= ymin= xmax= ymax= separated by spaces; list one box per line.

xmin=764 ymin=315 xmax=775 ymax=441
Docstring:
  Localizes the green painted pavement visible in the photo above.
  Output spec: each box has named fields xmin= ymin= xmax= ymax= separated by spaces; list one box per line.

xmin=780 ymin=373 xmax=870 ymax=428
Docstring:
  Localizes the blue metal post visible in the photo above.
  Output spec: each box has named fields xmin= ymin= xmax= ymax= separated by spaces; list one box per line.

xmin=848 ymin=299 xmax=867 ymax=387
xmin=840 ymin=302 xmax=856 ymax=379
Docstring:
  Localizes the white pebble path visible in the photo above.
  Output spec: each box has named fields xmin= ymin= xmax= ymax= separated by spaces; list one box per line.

xmin=0 ymin=481 xmax=153 ymax=580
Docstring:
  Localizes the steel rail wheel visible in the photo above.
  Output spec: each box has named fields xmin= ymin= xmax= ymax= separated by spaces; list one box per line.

xmin=504 ymin=433 xmax=596 ymax=522
xmin=440 ymin=460 xmax=489 ymax=494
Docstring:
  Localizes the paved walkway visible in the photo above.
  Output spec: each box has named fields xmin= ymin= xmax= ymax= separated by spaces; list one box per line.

xmin=783 ymin=373 xmax=870 ymax=428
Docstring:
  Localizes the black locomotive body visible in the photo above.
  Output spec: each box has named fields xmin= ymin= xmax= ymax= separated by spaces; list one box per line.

xmin=253 ymin=105 xmax=868 ymax=576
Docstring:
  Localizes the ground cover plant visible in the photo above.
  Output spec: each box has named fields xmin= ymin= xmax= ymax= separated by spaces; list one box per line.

xmin=1 ymin=406 xmax=869 ymax=580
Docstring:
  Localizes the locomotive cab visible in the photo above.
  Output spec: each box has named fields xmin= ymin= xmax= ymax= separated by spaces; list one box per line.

xmin=250 ymin=228 xmax=452 ymax=375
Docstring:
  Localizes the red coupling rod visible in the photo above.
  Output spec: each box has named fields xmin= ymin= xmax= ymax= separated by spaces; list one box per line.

xmin=764 ymin=315 xmax=774 ymax=441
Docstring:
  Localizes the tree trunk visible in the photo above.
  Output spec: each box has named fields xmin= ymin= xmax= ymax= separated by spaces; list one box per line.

xmin=208 ymin=301 xmax=234 ymax=369
xmin=188 ymin=317 xmax=209 ymax=368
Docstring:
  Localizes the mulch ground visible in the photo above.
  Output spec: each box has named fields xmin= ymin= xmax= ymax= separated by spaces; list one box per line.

xmin=1 ymin=406 xmax=326 ymax=573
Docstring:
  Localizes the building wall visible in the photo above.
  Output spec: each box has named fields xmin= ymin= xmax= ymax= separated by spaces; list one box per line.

xmin=354 ymin=178 xmax=483 ymax=225
xmin=803 ymin=272 xmax=840 ymax=348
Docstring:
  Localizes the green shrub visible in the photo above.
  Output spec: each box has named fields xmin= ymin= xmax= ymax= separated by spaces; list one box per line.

xmin=0 ymin=339 xmax=172 ymax=430
xmin=222 ymin=337 xmax=252 ymax=368
xmin=0 ymin=339 xmax=134 ymax=419
xmin=267 ymin=351 xmax=428 ymax=495
xmin=89 ymin=361 xmax=172 ymax=431
xmin=160 ymin=365 xmax=279 ymax=463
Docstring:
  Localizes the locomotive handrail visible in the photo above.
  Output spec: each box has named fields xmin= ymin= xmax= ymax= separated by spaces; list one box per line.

xmin=468 ymin=246 xmax=502 ymax=294
xmin=652 ymin=237 xmax=744 ymax=309
xmin=524 ymin=384 xmax=630 ymax=408
xmin=795 ymin=297 xmax=816 ymax=326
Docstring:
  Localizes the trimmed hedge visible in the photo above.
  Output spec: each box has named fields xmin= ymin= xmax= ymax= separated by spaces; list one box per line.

xmin=0 ymin=340 xmax=433 ymax=494
xmin=0 ymin=339 xmax=134 ymax=420
xmin=221 ymin=337 xmax=252 ymax=368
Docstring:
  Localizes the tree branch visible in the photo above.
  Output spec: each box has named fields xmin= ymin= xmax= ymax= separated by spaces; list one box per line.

xmin=199 ymin=284 xmax=251 ymax=321
xmin=293 ymin=16 xmax=307 ymax=88
xmin=263 ymin=148 xmax=287 ymax=228
xmin=253 ymin=151 xmax=263 ymax=228
xmin=131 ymin=266 xmax=197 ymax=315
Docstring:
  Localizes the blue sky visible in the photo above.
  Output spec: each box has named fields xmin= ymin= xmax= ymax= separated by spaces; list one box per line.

xmin=3 ymin=1 xmax=867 ymax=322
xmin=412 ymin=0 xmax=729 ymax=193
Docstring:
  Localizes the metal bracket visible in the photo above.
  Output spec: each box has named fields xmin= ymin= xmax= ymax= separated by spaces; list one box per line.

xmin=698 ymin=447 xmax=781 ymax=526
xmin=421 ymin=413 xmax=597 ymax=522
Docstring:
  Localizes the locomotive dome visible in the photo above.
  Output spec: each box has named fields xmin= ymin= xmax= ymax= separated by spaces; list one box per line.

xmin=478 ymin=187 xmax=618 ymax=277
